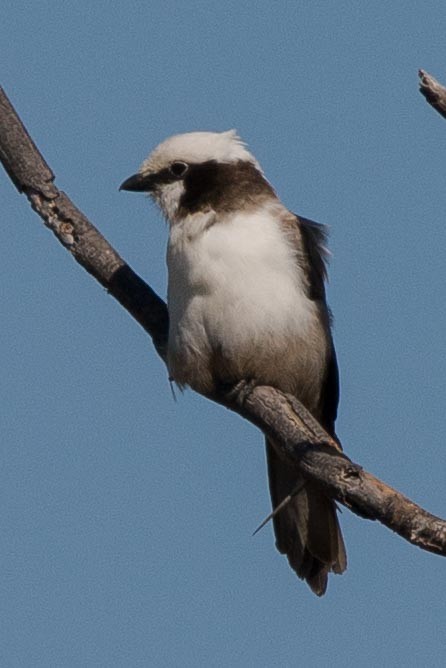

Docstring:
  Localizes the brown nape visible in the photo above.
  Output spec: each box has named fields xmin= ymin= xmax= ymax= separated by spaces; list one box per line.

xmin=178 ymin=160 xmax=276 ymax=215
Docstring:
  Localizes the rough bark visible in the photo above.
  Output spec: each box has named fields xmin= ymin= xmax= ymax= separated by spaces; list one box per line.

xmin=1 ymin=84 xmax=445 ymax=559
xmin=0 ymin=87 xmax=169 ymax=359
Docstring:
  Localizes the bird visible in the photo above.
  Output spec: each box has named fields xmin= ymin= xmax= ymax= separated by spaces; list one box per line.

xmin=120 ymin=130 xmax=347 ymax=595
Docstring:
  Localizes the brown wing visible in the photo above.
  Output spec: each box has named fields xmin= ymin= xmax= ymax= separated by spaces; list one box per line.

xmin=298 ymin=213 xmax=340 ymax=436
xmin=279 ymin=211 xmax=339 ymax=435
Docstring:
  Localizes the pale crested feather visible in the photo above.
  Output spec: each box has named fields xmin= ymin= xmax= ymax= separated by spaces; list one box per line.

xmin=140 ymin=130 xmax=261 ymax=174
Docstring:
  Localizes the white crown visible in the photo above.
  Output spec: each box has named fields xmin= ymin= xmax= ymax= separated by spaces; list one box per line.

xmin=140 ymin=130 xmax=260 ymax=173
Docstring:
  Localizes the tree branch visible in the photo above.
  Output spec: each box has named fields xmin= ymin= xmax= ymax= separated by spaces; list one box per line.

xmin=1 ymin=85 xmax=445 ymax=559
xmin=419 ymin=69 xmax=446 ymax=119
xmin=0 ymin=86 xmax=169 ymax=360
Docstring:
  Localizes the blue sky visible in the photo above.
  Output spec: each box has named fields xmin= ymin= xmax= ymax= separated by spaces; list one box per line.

xmin=1 ymin=2 xmax=445 ymax=666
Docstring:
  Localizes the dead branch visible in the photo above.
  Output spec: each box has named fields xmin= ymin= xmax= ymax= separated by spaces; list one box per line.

xmin=419 ymin=69 xmax=446 ymax=119
xmin=1 ymin=85 xmax=445 ymax=559
xmin=0 ymin=87 xmax=169 ymax=360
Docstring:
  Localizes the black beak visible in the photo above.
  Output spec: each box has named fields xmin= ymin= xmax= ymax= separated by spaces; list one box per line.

xmin=119 ymin=172 xmax=156 ymax=192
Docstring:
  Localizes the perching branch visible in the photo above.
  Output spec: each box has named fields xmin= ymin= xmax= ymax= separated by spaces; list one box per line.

xmin=0 ymin=86 xmax=169 ymax=360
xmin=419 ymin=69 xmax=446 ymax=119
xmin=1 ymin=85 xmax=445 ymax=558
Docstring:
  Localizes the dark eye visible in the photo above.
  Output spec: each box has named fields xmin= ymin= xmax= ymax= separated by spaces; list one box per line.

xmin=169 ymin=161 xmax=188 ymax=178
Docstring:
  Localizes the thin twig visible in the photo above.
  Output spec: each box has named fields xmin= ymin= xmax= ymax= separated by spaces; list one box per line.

xmin=419 ymin=69 xmax=446 ymax=119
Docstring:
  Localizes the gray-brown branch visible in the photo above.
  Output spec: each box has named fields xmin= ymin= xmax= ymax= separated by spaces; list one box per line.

xmin=1 ymin=84 xmax=445 ymax=558
xmin=0 ymin=87 xmax=169 ymax=360
xmin=419 ymin=69 xmax=446 ymax=119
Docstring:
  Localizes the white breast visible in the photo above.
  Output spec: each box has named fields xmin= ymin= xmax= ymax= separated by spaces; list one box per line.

xmin=166 ymin=206 xmax=318 ymax=391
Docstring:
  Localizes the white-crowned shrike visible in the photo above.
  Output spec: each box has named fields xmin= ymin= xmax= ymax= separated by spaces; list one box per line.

xmin=120 ymin=130 xmax=346 ymax=595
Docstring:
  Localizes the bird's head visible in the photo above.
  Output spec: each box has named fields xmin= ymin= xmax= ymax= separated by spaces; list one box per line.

xmin=120 ymin=130 xmax=273 ymax=224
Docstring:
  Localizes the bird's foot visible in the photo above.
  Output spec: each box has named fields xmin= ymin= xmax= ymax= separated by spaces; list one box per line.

xmin=220 ymin=378 xmax=258 ymax=406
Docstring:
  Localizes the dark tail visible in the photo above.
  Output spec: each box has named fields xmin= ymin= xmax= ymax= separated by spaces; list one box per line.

xmin=266 ymin=438 xmax=347 ymax=596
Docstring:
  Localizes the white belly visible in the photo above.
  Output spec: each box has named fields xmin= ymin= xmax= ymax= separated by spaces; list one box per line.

xmin=166 ymin=208 xmax=324 ymax=396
